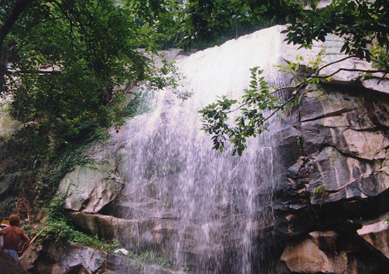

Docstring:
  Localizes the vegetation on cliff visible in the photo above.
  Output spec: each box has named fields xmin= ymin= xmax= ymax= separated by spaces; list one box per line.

xmin=0 ymin=0 xmax=181 ymax=222
xmin=0 ymin=0 xmax=388 ymax=252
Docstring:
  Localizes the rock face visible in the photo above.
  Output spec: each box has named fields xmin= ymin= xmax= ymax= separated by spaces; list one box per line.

xmin=57 ymin=164 xmax=123 ymax=213
xmin=274 ymin=85 xmax=389 ymax=273
xmin=0 ymin=252 xmax=31 ymax=274
xmin=49 ymin=26 xmax=389 ymax=274
xmin=20 ymin=242 xmax=186 ymax=274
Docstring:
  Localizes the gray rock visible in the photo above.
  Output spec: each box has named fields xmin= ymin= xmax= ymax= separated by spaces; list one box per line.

xmin=57 ymin=164 xmax=123 ymax=213
xmin=357 ymin=215 xmax=389 ymax=260
xmin=20 ymin=242 xmax=186 ymax=274
xmin=0 ymin=253 xmax=31 ymax=274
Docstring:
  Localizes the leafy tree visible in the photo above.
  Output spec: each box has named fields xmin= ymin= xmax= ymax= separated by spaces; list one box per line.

xmin=198 ymin=0 xmax=389 ymax=154
xmin=1 ymin=0 xmax=388 ymax=154
xmin=0 ymin=0 xmax=180 ymax=149
xmin=284 ymin=0 xmax=389 ymax=65
xmin=181 ymin=0 xmax=388 ymax=65
xmin=180 ymin=0 xmax=301 ymax=49
xmin=199 ymin=67 xmax=280 ymax=156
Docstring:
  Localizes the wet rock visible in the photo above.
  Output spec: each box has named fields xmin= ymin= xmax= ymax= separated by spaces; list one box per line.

xmin=69 ymin=212 xmax=179 ymax=253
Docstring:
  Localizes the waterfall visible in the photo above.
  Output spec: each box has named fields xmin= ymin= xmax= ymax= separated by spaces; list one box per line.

xmin=110 ymin=25 xmax=289 ymax=273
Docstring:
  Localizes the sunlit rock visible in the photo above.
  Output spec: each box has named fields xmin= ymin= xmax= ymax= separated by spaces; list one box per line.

xmin=57 ymin=164 xmax=122 ymax=213
xmin=343 ymin=129 xmax=389 ymax=160
xmin=358 ymin=216 xmax=389 ymax=260
xmin=281 ymin=235 xmax=348 ymax=273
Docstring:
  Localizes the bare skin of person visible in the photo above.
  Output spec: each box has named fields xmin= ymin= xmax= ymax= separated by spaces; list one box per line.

xmin=0 ymin=215 xmax=31 ymax=263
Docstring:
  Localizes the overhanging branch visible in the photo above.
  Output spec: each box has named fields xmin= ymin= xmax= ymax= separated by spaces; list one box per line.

xmin=0 ymin=0 xmax=34 ymax=46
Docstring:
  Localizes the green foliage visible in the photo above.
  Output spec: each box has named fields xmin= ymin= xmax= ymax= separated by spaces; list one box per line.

xmin=371 ymin=42 xmax=389 ymax=71
xmin=199 ymin=49 xmax=336 ymax=155
xmin=179 ymin=1 xmax=389 ymax=68
xmin=0 ymin=63 xmax=152 ymax=216
xmin=46 ymin=196 xmax=68 ymax=223
xmin=311 ymin=185 xmax=327 ymax=198
xmin=37 ymin=220 xmax=121 ymax=252
xmin=282 ymin=0 xmax=389 ymax=62
xmin=276 ymin=48 xmax=329 ymax=84
xmin=127 ymin=250 xmax=172 ymax=269
xmin=20 ymin=222 xmax=34 ymax=239
xmin=0 ymin=196 xmax=17 ymax=220
xmin=179 ymin=0 xmax=301 ymax=49
xmin=356 ymin=116 xmax=367 ymax=126
xmin=1 ymin=0 xmax=181 ymax=152
xmin=120 ymin=0 xmax=184 ymax=49
xmin=34 ymin=126 xmax=108 ymax=208
xmin=37 ymin=197 xmax=121 ymax=252
xmin=40 ymin=198 xmax=186 ymax=269
xmin=199 ymin=67 xmax=279 ymax=156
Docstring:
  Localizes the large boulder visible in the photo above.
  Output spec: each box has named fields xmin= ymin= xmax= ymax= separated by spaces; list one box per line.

xmin=20 ymin=242 xmax=186 ymax=274
xmin=357 ymin=215 xmax=389 ymax=260
xmin=0 ymin=252 xmax=31 ymax=274
xmin=280 ymin=229 xmax=389 ymax=274
xmin=57 ymin=163 xmax=123 ymax=213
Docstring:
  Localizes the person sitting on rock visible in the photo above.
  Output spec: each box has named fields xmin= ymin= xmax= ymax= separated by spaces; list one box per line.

xmin=0 ymin=215 xmax=31 ymax=264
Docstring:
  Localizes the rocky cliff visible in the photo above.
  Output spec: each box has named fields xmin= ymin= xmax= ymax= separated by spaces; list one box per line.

xmin=13 ymin=26 xmax=389 ymax=274
xmin=274 ymin=83 xmax=389 ymax=273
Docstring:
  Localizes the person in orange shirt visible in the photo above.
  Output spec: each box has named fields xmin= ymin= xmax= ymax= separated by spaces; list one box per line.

xmin=0 ymin=215 xmax=30 ymax=264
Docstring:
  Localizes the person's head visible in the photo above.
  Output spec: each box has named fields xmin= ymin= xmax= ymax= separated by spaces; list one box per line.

xmin=9 ymin=215 xmax=20 ymax=226
xmin=0 ymin=219 xmax=9 ymax=228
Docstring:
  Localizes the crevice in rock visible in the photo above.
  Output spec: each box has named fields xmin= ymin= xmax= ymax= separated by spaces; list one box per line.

xmin=80 ymin=197 xmax=90 ymax=211
xmin=301 ymin=108 xmax=354 ymax=123
xmin=318 ymin=144 xmax=376 ymax=164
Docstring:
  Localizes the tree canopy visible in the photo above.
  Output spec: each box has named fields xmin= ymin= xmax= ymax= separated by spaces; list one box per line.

xmin=0 ymin=0 xmax=182 ymax=149
xmin=181 ymin=0 xmax=389 ymax=65
xmin=1 ymin=0 xmax=388 ymax=153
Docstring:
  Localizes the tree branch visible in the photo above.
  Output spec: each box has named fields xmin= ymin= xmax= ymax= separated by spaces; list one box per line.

xmin=0 ymin=0 xmax=34 ymax=46
xmin=262 ymin=84 xmax=308 ymax=125
xmin=11 ymin=70 xmax=61 ymax=75
xmin=314 ymin=55 xmax=358 ymax=76
xmin=315 ymin=68 xmax=388 ymax=79
xmin=0 ymin=0 xmax=34 ymax=91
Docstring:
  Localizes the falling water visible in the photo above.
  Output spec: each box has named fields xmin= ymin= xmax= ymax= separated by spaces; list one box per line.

xmin=110 ymin=25 xmax=291 ymax=273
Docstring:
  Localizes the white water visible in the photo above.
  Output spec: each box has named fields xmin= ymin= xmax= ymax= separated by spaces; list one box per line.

xmin=112 ymin=25 xmax=289 ymax=273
